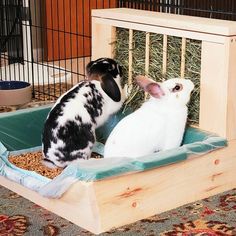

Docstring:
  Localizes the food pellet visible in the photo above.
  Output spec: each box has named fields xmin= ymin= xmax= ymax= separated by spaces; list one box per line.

xmin=9 ymin=151 xmax=102 ymax=179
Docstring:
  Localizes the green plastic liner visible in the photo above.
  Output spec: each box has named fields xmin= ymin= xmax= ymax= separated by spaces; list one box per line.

xmin=0 ymin=106 xmax=227 ymax=198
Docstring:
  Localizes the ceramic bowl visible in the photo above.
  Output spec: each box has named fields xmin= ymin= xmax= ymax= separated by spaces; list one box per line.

xmin=0 ymin=81 xmax=32 ymax=106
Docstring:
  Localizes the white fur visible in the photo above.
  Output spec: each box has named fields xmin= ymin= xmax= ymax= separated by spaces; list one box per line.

xmin=104 ymin=78 xmax=194 ymax=158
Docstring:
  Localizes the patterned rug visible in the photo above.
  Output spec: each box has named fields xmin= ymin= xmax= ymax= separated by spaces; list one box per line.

xmin=0 ymin=186 xmax=236 ymax=235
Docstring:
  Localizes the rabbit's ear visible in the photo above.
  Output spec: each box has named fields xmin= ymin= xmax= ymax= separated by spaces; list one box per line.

xmin=118 ymin=65 xmax=123 ymax=77
xmin=146 ymin=83 xmax=165 ymax=98
xmin=101 ymin=74 xmax=121 ymax=102
xmin=86 ymin=60 xmax=94 ymax=76
xmin=136 ymin=75 xmax=165 ymax=98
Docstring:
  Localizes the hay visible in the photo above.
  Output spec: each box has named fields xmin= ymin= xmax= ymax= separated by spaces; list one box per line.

xmin=114 ymin=28 xmax=201 ymax=124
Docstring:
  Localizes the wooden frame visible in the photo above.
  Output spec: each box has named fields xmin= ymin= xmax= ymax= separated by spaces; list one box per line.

xmin=1 ymin=8 xmax=236 ymax=234
xmin=1 ymin=140 xmax=236 ymax=234
xmin=92 ymin=8 xmax=236 ymax=141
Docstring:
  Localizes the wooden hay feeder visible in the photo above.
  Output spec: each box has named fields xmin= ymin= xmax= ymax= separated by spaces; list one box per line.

xmin=1 ymin=8 xmax=236 ymax=234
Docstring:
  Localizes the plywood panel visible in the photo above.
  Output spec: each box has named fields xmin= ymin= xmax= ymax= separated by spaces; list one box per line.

xmin=199 ymin=41 xmax=228 ymax=137
xmin=92 ymin=22 xmax=116 ymax=60
xmin=92 ymin=8 xmax=236 ymax=36
xmin=226 ymin=38 xmax=236 ymax=139
xmin=1 ymin=141 xmax=236 ymax=234
xmin=95 ymin=141 xmax=236 ymax=232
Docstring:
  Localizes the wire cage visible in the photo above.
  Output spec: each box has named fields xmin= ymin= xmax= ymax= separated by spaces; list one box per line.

xmin=1 ymin=0 xmax=236 ymax=111
xmin=0 ymin=0 xmax=117 ymax=108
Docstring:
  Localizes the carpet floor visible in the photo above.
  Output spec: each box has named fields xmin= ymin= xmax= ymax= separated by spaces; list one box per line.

xmin=0 ymin=185 xmax=236 ymax=235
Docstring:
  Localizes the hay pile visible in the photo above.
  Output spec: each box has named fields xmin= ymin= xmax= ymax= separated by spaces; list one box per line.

xmin=114 ymin=28 xmax=201 ymax=124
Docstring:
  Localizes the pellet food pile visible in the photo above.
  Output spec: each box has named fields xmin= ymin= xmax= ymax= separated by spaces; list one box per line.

xmin=9 ymin=151 xmax=102 ymax=179
xmin=9 ymin=151 xmax=63 ymax=179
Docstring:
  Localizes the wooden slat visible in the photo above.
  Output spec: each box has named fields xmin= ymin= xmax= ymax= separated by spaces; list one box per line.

xmin=180 ymin=37 xmax=187 ymax=78
xmin=144 ymin=32 xmax=150 ymax=99
xmin=92 ymin=8 xmax=236 ymax=36
xmin=162 ymin=34 xmax=168 ymax=76
xmin=145 ymin=32 xmax=150 ymax=75
xmin=128 ymin=29 xmax=133 ymax=85
xmin=92 ymin=17 xmax=226 ymax=44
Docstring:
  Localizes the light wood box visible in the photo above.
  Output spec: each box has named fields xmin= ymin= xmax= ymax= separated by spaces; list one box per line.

xmin=1 ymin=8 xmax=236 ymax=234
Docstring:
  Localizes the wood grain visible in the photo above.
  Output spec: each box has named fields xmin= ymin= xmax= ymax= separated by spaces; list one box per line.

xmin=1 ymin=141 xmax=236 ymax=234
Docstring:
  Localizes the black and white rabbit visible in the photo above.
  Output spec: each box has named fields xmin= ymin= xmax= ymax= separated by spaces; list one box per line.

xmin=42 ymin=58 xmax=125 ymax=168
xmin=104 ymin=75 xmax=194 ymax=158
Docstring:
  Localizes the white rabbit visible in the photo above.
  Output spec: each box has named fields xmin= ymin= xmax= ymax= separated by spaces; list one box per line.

xmin=104 ymin=75 xmax=194 ymax=158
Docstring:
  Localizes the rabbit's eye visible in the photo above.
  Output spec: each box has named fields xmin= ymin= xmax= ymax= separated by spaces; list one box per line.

xmin=172 ymin=83 xmax=183 ymax=92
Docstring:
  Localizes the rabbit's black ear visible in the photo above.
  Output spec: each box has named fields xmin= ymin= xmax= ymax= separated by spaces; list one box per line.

xmin=118 ymin=65 xmax=123 ymax=77
xmin=86 ymin=60 xmax=94 ymax=75
xmin=100 ymin=74 xmax=121 ymax=102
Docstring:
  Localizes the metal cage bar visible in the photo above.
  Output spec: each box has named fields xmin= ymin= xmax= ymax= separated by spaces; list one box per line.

xmin=1 ymin=0 xmax=236 ymax=109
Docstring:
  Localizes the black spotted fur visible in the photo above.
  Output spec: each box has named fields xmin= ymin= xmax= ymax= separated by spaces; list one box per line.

xmin=42 ymin=58 xmax=124 ymax=168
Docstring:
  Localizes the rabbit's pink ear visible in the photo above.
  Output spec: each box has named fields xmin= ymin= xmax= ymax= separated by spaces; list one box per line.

xmin=136 ymin=75 xmax=165 ymax=98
